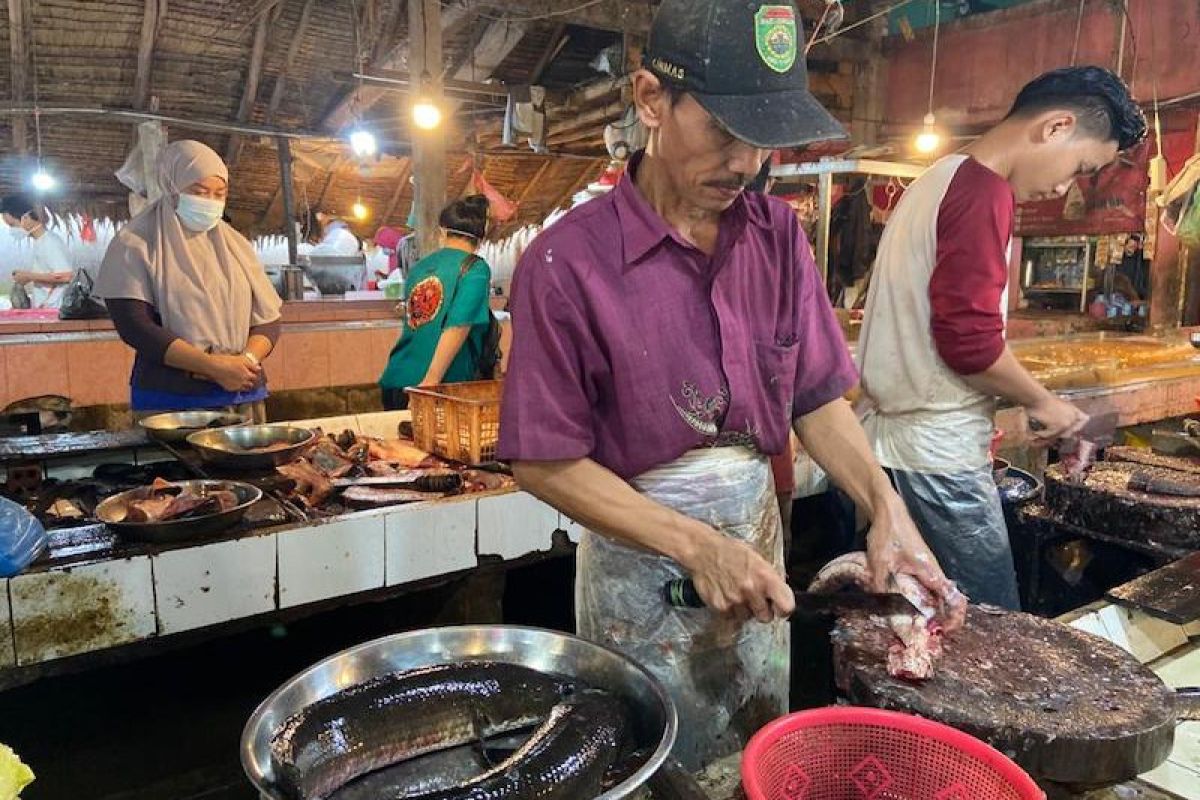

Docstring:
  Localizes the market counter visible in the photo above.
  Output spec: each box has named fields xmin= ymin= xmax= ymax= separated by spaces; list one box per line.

xmin=0 ymin=300 xmax=402 ymax=409
xmin=0 ymin=410 xmax=573 ymax=681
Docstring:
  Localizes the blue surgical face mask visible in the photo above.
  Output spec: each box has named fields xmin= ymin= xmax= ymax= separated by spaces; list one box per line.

xmin=176 ymin=193 xmax=225 ymax=233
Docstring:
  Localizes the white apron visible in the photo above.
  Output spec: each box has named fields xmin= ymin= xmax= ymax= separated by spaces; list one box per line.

xmin=575 ymin=447 xmax=788 ymax=771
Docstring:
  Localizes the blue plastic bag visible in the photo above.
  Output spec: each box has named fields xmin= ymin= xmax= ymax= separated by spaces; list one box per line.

xmin=0 ymin=496 xmax=47 ymax=577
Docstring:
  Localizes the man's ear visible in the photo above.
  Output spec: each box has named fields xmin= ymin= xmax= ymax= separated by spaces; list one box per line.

xmin=1037 ymin=110 xmax=1078 ymax=144
xmin=632 ymin=69 xmax=669 ymax=131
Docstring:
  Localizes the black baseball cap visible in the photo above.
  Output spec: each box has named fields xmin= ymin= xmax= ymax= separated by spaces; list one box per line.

xmin=644 ymin=0 xmax=848 ymax=148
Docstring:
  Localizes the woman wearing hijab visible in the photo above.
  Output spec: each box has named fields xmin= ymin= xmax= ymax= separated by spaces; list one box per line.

xmin=378 ymin=195 xmax=492 ymax=410
xmin=97 ymin=140 xmax=282 ymax=422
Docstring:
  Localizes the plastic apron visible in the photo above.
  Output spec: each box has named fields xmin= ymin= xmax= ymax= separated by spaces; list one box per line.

xmin=576 ymin=447 xmax=788 ymax=771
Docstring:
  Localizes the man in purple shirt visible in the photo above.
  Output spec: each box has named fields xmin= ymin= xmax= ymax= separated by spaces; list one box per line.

xmin=499 ymin=0 xmax=961 ymax=768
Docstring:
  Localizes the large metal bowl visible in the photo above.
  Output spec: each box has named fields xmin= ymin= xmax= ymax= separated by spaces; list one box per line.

xmin=241 ymin=625 xmax=678 ymax=800
xmin=138 ymin=410 xmax=249 ymax=444
xmin=186 ymin=425 xmax=316 ymax=470
xmin=96 ymin=479 xmax=262 ymax=543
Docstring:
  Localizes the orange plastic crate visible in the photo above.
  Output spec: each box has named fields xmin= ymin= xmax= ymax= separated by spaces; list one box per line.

xmin=406 ymin=380 xmax=503 ymax=465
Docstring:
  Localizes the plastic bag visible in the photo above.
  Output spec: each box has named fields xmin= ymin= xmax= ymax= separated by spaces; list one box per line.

xmin=0 ymin=496 xmax=48 ymax=578
xmin=8 ymin=282 xmax=30 ymax=310
xmin=58 ymin=269 xmax=108 ymax=320
xmin=1177 ymin=183 xmax=1200 ymax=248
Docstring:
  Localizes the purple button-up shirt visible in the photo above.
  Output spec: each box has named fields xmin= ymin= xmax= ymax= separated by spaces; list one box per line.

xmin=497 ymin=154 xmax=857 ymax=481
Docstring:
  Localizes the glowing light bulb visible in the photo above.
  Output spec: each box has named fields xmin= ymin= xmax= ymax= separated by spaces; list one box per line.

xmin=349 ymin=129 xmax=377 ymax=158
xmin=413 ymin=99 xmax=442 ymax=130
xmin=352 ymin=201 xmax=369 ymax=220
xmin=914 ymin=113 xmax=941 ymax=154
xmin=30 ymin=169 xmax=56 ymax=192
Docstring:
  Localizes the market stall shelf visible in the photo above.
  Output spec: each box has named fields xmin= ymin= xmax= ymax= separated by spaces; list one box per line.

xmin=477 ymin=492 xmax=561 ymax=561
xmin=0 ymin=588 xmax=12 ymax=668
xmin=277 ymin=514 xmax=387 ymax=609
xmin=384 ymin=501 xmax=476 ymax=586
xmin=152 ymin=533 xmax=277 ymax=635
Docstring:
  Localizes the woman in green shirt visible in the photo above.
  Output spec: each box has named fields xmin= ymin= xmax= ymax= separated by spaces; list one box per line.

xmin=379 ymin=195 xmax=492 ymax=410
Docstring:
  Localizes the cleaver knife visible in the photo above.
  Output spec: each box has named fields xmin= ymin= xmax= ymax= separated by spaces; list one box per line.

xmin=662 ymin=577 xmax=918 ymax=616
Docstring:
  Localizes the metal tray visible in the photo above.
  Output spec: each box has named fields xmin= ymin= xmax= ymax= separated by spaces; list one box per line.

xmin=95 ymin=479 xmax=262 ymax=543
xmin=186 ymin=425 xmax=316 ymax=470
xmin=241 ymin=625 xmax=677 ymax=800
xmin=998 ymin=465 xmax=1043 ymax=505
xmin=138 ymin=410 xmax=249 ymax=444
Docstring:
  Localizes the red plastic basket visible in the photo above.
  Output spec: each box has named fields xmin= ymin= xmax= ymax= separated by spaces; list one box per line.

xmin=742 ymin=707 xmax=1045 ymax=800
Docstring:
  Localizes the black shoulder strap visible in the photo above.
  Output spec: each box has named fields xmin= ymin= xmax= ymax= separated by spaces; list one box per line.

xmin=441 ymin=253 xmax=483 ymax=331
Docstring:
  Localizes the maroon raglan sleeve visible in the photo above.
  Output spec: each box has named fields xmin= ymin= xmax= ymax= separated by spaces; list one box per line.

xmin=928 ymin=159 xmax=1014 ymax=375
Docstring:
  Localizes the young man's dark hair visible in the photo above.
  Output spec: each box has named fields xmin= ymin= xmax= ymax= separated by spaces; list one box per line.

xmin=1006 ymin=66 xmax=1147 ymax=151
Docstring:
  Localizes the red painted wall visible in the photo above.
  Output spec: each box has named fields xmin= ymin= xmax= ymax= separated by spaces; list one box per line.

xmin=883 ymin=0 xmax=1200 ymax=131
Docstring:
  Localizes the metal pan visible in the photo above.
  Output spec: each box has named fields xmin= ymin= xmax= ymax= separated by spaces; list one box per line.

xmin=138 ymin=411 xmax=249 ymax=444
xmin=241 ymin=625 xmax=677 ymax=800
xmin=95 ymin=479 xmax=262 ymax=543
xmin=187 ymin=425 xmax=316 ymax=470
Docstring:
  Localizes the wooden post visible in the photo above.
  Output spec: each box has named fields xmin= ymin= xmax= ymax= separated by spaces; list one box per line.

xmin=8 ymin=0 xmax=28 ymax=153
xmin=409 ymin=0 xmax=445 ymax=257
xmin=815 ymin=171 xmax=834 ymax=286
xmin=133 ymin=0 xmax=166 ymax=111
xmin=276 ymin=137 xmax=298 ymax=263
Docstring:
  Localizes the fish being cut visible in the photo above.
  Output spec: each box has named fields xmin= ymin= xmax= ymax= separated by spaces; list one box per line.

xmin=276 ymin=460 xmax=333 ymax=508
xmin=366 ymin=438 xmax=437 ymax=468
xmin=809 ymin=552 xmax=964 ymax=681
xmin=270 ymin=662 xmax=573 ymax=800
xmin=341 ymin=485 xmax=442 ymax=507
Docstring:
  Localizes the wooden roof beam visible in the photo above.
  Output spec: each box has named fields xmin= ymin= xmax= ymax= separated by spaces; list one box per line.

xmin=529 ymin=24 xmax=568 ymax=85
xmin=226 ymin=2 xmax=281 ymax=167
xmin=380 ymin=158 xmax=414 ymax=225
xmin=132 ymin=0 xmax=167 ymax=111
xmin=321 ymin=2 xmax=471 ymax=133
xmin=265 ymin=0 xmax=316 ymax=125
xmin=8 ymin=0 xmax=29 ymax=153
xmin=508 ymin=1 xmax=653 ymax=34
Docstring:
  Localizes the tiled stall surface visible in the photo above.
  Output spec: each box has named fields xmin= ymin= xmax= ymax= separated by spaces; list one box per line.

xmin=477 ymin=493 xmax=561 ymax=560
xmin=152 ymin=534 xmax=278 ymax=635
xmin=278 ymin=514 xmax=386 ymax=609
xmin=386 ymin=500 xmax=477 ymax=585
xmin=1 ymin=583 xmax=13 ymax=667
xmin=9 ymin=557 xmax=156 ymax=665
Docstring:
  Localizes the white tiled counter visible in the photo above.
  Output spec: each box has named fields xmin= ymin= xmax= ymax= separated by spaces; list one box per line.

xmin=0 ymin=411 xmax=569 ymax=674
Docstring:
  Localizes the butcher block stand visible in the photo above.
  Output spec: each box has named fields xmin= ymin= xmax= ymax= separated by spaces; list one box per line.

xmin=696 ymin=566 xmax=1200 ymax=800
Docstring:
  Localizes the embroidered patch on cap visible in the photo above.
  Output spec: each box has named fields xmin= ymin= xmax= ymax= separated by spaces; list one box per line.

xmin=755 ymin=5 xmax=798 ymax=74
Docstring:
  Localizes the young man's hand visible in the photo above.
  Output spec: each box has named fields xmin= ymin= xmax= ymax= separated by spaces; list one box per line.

xmin=1027 ymin=395 xmax=1088 ymax=443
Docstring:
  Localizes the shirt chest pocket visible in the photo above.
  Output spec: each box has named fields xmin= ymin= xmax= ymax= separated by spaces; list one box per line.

xmin=753 ymin=339 xmax=800 ymax=420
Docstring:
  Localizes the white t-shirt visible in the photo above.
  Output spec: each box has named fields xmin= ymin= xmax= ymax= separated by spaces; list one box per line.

xmin=311 ymin=222 xmax=361 ymax=256
xmin=27 ymin=229 xmax=72 ymax=309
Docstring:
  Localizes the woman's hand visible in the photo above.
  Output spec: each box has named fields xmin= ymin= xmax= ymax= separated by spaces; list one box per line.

xmin=206 ymin=354 xmax=260 ymax=392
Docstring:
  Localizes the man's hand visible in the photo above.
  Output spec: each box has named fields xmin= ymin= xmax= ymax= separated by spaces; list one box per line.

xmin=682 ymin=529 xmax=794 ymax=623
xmin=864 ymin=493 xmax=967 ymax=631
xmin=11 ymin=271 xmax=31 ymax=286
xmin=1027 ymin=395 xmax=1088 ymax=444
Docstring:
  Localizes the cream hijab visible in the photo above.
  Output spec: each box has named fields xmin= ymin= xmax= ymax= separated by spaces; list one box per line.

xmin=97 ymin=140 xmax=282 ymax=354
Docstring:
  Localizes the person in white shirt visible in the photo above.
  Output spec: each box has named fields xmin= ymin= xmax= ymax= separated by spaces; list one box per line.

xmin=310 ymin=212 xmax=361 ymax=256
xmin=2 ymin=195 xmax=74 ymax=309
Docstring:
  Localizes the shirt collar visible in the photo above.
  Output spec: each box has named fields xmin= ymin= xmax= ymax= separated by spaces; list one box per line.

xmin=612 ymin=151 xmax=772 ymax=266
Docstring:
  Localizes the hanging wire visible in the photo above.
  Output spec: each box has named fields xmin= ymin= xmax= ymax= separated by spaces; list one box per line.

xmin=926 ymin=0 xmax=941 ymax=117
xmin=1069 ymin=0 xmax=1087 ymax=66
xmin=812 ymin=0 xmax=921 ymax=47
xmin=805 ymin=2 xmax=837 ymax=55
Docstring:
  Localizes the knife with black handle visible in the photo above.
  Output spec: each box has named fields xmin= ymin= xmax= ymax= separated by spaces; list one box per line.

xmin=662 ymin=577 xmax=918 ymax=616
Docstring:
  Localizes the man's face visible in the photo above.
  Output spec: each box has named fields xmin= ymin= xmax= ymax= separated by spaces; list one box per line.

xmin=1 ymin=213 xmax=19 ymax=229
xmin=645 ymin=85 xmax=769 ymax=213
xmin=1008 ymin=114 xmax=1119 ymax=202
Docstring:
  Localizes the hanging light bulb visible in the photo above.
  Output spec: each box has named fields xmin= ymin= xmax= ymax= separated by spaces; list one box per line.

xmin=915 ymin=113 xmax=941 ymax=154
xmin=349 ymin=128 xmax=377 ymax=158
xmin=412 ymin=71 xmax=442 ymax=130
xmin=30 ymin=168 xmax=56 ymax=192
xmin=352 ymin=200 xmax=370 ymax=220
xmin=413 ymin=98 xmax=441 ymax=130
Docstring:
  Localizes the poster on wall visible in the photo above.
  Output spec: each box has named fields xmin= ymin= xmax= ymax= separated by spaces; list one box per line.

xmin=1014 ymin=140 xmax=1150 ymax=237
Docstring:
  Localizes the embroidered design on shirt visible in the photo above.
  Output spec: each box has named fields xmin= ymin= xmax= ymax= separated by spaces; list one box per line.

xmin=670 ymin=382 xmax=728 ymax=437
xmin=406 ymin=276 xmax=444 ymax=329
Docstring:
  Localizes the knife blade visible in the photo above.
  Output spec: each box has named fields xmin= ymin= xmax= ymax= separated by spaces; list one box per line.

xmin=662 ymin=577 xmax=918 ymax=616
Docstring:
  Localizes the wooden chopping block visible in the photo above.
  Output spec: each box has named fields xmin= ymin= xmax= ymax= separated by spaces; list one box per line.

xmin=831 ymin=606 xmax=1177 ymax=786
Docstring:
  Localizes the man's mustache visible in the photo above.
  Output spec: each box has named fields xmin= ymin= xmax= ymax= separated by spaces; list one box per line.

xmin=704 ymin=178 xmax=752 ymax=191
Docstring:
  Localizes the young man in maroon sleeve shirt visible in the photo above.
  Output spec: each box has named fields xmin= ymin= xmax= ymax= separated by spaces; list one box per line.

xmin=858 ymin=67 xmax=1147 ymax=608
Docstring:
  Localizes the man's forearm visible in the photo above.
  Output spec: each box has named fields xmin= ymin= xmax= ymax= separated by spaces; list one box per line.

xmin=511 ymin=458 xmax=716 ymax=568
xmin=793 ymin=398 xmax=894 ymax=517
xmin=959 ymin=346 xmax=1054 ymax=408
xmin=33 ymin=271 xmax=73 ymax=286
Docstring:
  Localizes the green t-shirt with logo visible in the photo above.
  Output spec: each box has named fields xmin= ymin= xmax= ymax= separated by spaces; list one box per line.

xmin=379 ymin=247 xmax=491 ymax=391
